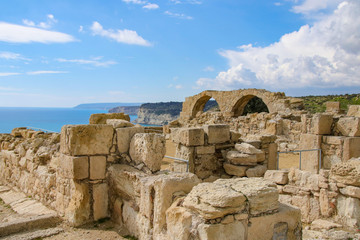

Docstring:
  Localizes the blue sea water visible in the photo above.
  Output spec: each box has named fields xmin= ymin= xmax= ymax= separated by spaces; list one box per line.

xmin=0 ymin=107 xmax=139 ymax=133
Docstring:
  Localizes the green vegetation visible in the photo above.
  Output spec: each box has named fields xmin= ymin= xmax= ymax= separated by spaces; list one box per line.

xmin=299 ymin=93 xmax=360 ymax=113
xmin=140 ymin=102 xmax=183 ymax=117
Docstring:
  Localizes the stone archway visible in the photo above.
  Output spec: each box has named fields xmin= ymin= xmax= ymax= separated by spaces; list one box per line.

xmin=231 ymin=95 xmax=270 ymax=117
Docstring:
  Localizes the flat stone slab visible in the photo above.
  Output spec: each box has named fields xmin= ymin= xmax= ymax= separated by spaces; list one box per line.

xmin=4 ymin=227 xmax=64 ymax=240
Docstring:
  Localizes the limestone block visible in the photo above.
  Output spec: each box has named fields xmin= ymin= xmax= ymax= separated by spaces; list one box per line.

xmin=196 ymin=145 xmax=215 ymax=155
xmin=337 ymin=117 xmax=360 ymax=137
xmin=143 ymin=172 xmax=200 ymax=237
xmin=310 ymin=114 xmax=333 ymax=135
xmin=326 ymin=101 xmax=340 ymax=113
xmin=343 ymin=137 xmax=360 ymax=161
xmin=198 ymin=221 xmax=247 ymax=240
xmin=217 ymin=178 xmax=279 ymax=215
xmin=337 ymin=195 xmax=360 ymax=228
xmin=112 ymin=198 xmax=123 ymax=225
xmin=116 ymin=126 xmax=145 ymax=153
xmin=89 ymin=112 xmax=130 ymax=124
xmin=223 ymin=163 xmax=248 ymax=177
xmin=203 ymin=124 xmax=230 ymax=144
xmin=129 ymin=133 xmax=165 ymax=172
xmin=246 ymin=165 xmax=267 ymax=177
xmin=319 ymin=189 xmax=334 ymax=217
xmin=264 ymin=170 xmax=289 ymax=185
xmin=323 ymin=136 xmax=344 ymax=145
xmin=60 ymin=124 xmax=114 ymax=156
xmin=268 ymin=142 xmax=278 ymax=170
xmin=311 ymin=219 xmax=342 ymax=230
xmin=230 ymin=131 xmax=241 ymax=142
xmin=299 ymin=134 xmax=322 ymax=173
xmin=107 ymin=164 xmax=147 ymax=204
xmin=226 ymin=151 xmax=258 ymax=166
xmin=340 ymin=186 xmax=360 ymax=198
xmin=247 ymin=204 xmax=302 ymax=240
xmin=122 ymin=200 xmax=140 ymax=238
xmin=89 ymin=156 xmax=106 ymax=180
xmin=59 ymin=154 xmax=89 ymax=180
xmin=64 ymin=181 xmax=91 ymax=226
xmin=291 ymin=195 xmax=310 ymax=222
xmin=235 ymin=142 xmax=263 ymax=154
xmin=106 ymin=119 xmax=134 ymax=128
xmin=171 ymin=127 xmax=205 ymax=146
xmin=166 ymin=204 xmax=193 ymax=240
xmin=330 ymin=159 xmax=360 ymax=186
xmin=183 ymin=181 xmax=247 ymax=219
xmin=347 ymin=105 xmax=360 ymax=117
xmin=93 ymin=183 xmax=108 ymax=221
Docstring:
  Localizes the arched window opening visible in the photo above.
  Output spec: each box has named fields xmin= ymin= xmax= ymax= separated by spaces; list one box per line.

xmin=242 ymin=96 xmax=269 ymax=115
xmin=204 ymin=98 xmax=220 ymax=112
xmin=191 ymin=96 xmax=220 ymax=117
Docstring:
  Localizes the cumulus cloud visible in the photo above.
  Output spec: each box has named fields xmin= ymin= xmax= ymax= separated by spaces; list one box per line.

xmin=27 ymin=70 xmax=68 ymax=75
xmin=196 ymin=0 xmax=360 ymax=90
xmin=122 ymin=0 xmax=146 ymax=4
xmin=0 ymin=22 xmax=75 ymax=43
xmin=23 ymin=14 xmax=58 ymax=29
xmin=143 ymin=3 xmax=159 ymax=9
xmin=90 ymin=21 xmax=151 ymax=46
xmin=56 ymin=57 xmax=117 ymax=67
xmin=164 ymin=11 xmax=193 ymax=20
xmin=170 ymin=0 xmax=202 ymax=4
xmin=292 ymin=0 xmax=344 ymax=15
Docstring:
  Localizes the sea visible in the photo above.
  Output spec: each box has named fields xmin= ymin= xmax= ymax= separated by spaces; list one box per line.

xmin=0 ymin=107 xmax=140 ymax=134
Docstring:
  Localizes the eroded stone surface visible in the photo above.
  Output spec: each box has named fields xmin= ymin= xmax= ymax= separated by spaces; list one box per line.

xmin=330 ymin=159 xmax=360 ymax=186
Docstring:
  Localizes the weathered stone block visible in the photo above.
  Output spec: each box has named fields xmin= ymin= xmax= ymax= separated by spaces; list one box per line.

xmin=220 ymin=178 xmax=279 ymax=215
xmin=337 ymin=195 xmax=360 ymax=228
xmin=246 ymin=165 xmax=267 ymax=177
xmin=299 ymin=134 xmax=322 ymax=173
xmin=89 ymin=112 xmax=130 ymax=124
xmin=171 ymin=128 xmax=205 ymax=146
xmin=226 ymin=151 xmax=258 ymax=166
xmin=325 ymin=101 xmax=340 ymax=113
xmin=59 ymin=154 xmax=88 ymax=180
xmin=267 ymin=142 xmax=278 ymax=170
xmin=223 ymin=163 xmax=248 ymax=177
xmin=183 ymin=181 xmax=246 ymax=219
xmin=347 ymin=105 xmax=360 ymax=117
xmin=60 ymin=124 xmax=114 ymax=156
xmin=129 ymin=133 xmax=165 ymax=172
xmin=337 ymin=117 xmax=360 ymax=137
xmin=198 ymin=221 xmax=247 ymax=240
xmin=311 ymin=114 xmax=333 ymax=135
xmin=90 ymin=156 xmax=106 ymax=180
xmin=196 ymin=145 xmax=215 ymax=155
xmin=340 ymin=186 xmax=360 ymax=199
xmin=64 ymin=181 xmax=91 ymax=226
xmin=264 ymin=170 xmax=289 ymax=185
xmin=203 ymin=124 xmax=230 ymax=144
xmin=93 ymin=183 xmax=108 ymax=221
xmin=330 ymin=159 xmax=360 ymax=187
xmin=166 ymin=204 xmax=193 ymax=240
xmin=106 ymin=119 xmax=134 ymax=128
xmin=235 ymin=142 xmax=263 ymax=154
xmin=116 ymin=126 xmax=145 ymax=153
xmin=247 ymin=204 xmax=302 ymax=240
xmin=175 ymin=144 xmax=195 ymax=172
xmin=343 ymin=137 xmax=360 ymax=161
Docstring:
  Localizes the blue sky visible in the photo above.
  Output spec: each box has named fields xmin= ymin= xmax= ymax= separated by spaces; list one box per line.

xmin=0 ymin=0 xmax=359 ymax=107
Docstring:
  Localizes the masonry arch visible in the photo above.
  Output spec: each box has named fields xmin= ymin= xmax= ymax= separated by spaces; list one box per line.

xmin=231 ymin=95 xmax=270 ymax=117
xmin=190 ymin=92 xmax=222 ymax=118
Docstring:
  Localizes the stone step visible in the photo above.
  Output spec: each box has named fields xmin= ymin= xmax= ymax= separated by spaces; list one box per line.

xmin=0 ymin=227 xmax=64 ymax=240
xmin=0 ymin=186 xmax=62 ymax=238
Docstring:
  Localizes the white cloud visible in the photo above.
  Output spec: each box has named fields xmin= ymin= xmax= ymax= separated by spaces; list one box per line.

xmin=122 ymin=0 xmax=146 ymax=4
xmin=0 ymin=72 xmax=21 ymax=77
xmin=27 ymin=70 xmax=68 ymax=75
xmin=90 ymin=21 xmax=151 ymax=46
xmin=0 ymin=52 xmax=30 ymax=61
xmin=292 ymin=0 xmax=344 ymax=15
xmin=196 ymin=0 xmax=360 ymax=90
xmin=175 ymin=84 xmax=183 ymax=89
xmin=57 ymin=57 xmax=117 ymax=67
xmin=0 ymin=22 xmax=75 ymax=43
xmin=23 ymin=14 xmax=58 ymax=29
xmin=143 ymin=3 xmax=159 ymax=9
xmin=164 ymin=11 xmax=193 ymax=20
xmin=170 ymin=0 xmax=202 ymax=4
xmin=203 ymin=66 xmax=214 ymax=72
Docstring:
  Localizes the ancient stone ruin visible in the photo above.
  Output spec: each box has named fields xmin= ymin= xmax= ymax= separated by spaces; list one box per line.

xmin=0 ymin=89 xmax=359 ymax=239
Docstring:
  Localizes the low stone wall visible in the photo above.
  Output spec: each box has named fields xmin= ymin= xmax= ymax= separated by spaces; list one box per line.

xmin=169 ymin=124 xmax=277 ymax=180
xmin=264 ymin=158 xmax=360 ymax=230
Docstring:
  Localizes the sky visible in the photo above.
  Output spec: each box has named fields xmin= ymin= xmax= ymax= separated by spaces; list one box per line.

xmin=0 ymin=0 xmax=359 ymax=107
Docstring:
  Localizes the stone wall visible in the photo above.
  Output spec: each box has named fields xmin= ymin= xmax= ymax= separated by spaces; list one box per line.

xmin=169 ymin=124 xmax=277 ymax=180
xmin=264 ymin=158 xmax=360 ymax=230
